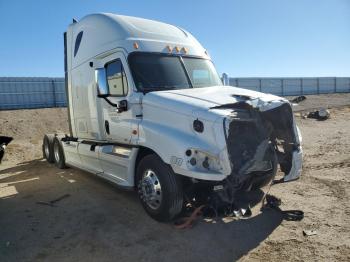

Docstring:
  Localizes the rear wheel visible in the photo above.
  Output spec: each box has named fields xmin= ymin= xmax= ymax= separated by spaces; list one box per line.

xmin=53 ymin=137 xmax=66 ymax=169
xmin=42 ymin=134 xmax=55 ymax=163
xmin=136 ymin=154 xmax=183 ymax=222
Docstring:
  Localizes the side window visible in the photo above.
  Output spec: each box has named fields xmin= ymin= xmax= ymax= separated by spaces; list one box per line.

xmin=74 ymin=31 xmax=83 ymax=57
xmin=105 ymin=60 xmax=128 ymax=96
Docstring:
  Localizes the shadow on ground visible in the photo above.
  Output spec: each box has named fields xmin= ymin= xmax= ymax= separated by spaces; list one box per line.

xmin=0 ymin=160 xmax=283 ymax=262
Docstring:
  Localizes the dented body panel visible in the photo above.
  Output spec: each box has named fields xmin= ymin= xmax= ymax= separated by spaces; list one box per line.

xmin=139 ymin=86 xmax=302 ymax=186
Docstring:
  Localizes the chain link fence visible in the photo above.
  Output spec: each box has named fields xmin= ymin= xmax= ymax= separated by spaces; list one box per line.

xmin=0 ymin=77 xmax=65 ymax=110
xmin=227 ymin=77 xmax=350 ymax=96
xmin=1 ymin=76 xmax=350 ymax=110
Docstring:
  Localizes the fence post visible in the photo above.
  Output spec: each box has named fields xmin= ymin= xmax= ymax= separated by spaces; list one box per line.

xmin=317 ymin=78 xmax=320 ymax=94
xmin=259 ymin=79 xmax=262 ymax=92
xmin=281 ymin=79 xmax=284 ymax=96
xmin=51 ymin=80 xmax=56 ymax=107
xmin=334 ymin=77 xmax=337 ymax=93
xmin=300 ymin=78 xmax=303 ymax=95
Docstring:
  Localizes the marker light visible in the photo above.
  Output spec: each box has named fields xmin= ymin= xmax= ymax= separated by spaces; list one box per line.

xmin=182 ymin=47 xmax=188 ymax=54
xmin=175 ymin=46 xmax=180 ymax=52
xmin=185 ymin=149 xmax=222 ymax=173
xmin=133 ymin=42 xmax=139 ymax=49
xmin=166 ymin=45 xmax=172 ymax=52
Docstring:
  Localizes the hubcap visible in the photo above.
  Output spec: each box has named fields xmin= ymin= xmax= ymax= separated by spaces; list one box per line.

xmin=138 ymin=169 xmax=162 ymax=210
xmin=53 ymin=141 xmax=60 ymax=163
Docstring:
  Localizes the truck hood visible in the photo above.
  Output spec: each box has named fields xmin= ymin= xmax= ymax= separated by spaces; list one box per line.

xmin=142 ymin=86 xmax=288 ymax=120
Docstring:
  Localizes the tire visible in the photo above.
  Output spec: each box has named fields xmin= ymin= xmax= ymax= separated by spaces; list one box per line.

xmin=136 ymin=154 xmax=183 ymax=222
xmin=42 ymin=134 xmax=55 ymax=163
xmin=53 ymin=137 xmax=66 ymax=169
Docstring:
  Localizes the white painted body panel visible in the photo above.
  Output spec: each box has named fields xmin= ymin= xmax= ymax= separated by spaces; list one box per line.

xmin=62 ymin=141 xmax=138 ymax=188
xmin=138 ymin=85 xmax=302 ymax=181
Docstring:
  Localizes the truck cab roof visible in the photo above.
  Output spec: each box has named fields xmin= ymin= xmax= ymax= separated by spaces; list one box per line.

xmin=69 ymin=13 xmax=209 ymax=68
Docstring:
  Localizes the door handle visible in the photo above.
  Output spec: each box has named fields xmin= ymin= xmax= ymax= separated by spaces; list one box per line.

xmin=105 ymin=120 xmax=110 ymax=135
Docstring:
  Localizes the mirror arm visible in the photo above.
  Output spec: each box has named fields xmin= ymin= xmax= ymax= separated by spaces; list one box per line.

xmin=103 ymin=97 xmax=128 ymax=113
xmin=103 ymin=97 xmax=118 ymax=107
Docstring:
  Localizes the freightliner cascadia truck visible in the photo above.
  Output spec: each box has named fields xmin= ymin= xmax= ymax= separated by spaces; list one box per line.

xmin=43 ymin=13 xmax=302 ymax=222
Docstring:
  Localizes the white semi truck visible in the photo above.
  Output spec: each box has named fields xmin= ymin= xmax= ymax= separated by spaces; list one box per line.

xmin=43 ymin=13 xmax=302 ymax=222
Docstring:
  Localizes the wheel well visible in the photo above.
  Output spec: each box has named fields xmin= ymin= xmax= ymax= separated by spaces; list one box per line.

xmin=134 ymin=147 xmax=158 ymax=185
xmin=136 ymin=146 xmax=157 ymax=164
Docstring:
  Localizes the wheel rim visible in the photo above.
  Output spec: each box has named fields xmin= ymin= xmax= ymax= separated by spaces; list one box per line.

xmin=44 ymin=139 xmax=50 ymax=159
xmin=53 ymin=141 xmax=60 ymax=163
xmin=138 ymin=169 xmax=162 ymax=210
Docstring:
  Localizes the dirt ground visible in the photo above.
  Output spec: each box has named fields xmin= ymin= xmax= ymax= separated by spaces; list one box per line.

xmin=0 ymin=93 xmax=349 ymax=262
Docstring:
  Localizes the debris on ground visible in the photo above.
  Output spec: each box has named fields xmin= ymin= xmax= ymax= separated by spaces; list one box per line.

xmin=304 ymin=108 xmax=331 ymax=120
xmin=36 ymin=194 xmax=70 ymax=207
xmin=233 ymin=207 xmax=252 ymax=218
xmin=290 ymin=95 xmax=307 ymax=104
xmin=174 ymin=203 xmax=254 ymax=229
xmin=261 ymin=194 xmax=304 ymax=221
xmin=174 ymin=190 xmax=304 ymax=230
xmin=303 ymin=229 xmax=318 ymax=237
xmin=174 ymin=205 xmax=205 ymax=229
xmin=0 ymin=136 xmax=13 ymax=164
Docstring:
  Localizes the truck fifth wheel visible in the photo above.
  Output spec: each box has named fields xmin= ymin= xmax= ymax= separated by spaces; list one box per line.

xmin=43 ymin=13 xmax=303 ymax=222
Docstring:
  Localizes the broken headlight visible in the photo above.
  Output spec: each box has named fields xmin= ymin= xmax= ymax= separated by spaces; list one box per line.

xmin=185 ymin=149 xmax=222 ymax=173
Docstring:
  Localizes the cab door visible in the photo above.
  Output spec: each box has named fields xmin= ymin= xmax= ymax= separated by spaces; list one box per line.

xmin=100 ymin=52 xmax=136 ymax=144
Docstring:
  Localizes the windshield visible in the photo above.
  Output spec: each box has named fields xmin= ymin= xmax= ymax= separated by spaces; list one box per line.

xmin=128 ymin=53 xmax=222 ymax=92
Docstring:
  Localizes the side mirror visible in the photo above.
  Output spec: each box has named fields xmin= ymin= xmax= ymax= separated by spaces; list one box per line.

xmin=95 ymin=68 xmax=109 ymax=97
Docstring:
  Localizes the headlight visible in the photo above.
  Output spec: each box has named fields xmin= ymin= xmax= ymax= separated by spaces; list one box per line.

xmin=185 ymin=149 xmax=222 ymax=173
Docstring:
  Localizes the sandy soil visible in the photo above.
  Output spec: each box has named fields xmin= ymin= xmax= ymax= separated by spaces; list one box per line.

xmin=0 ymin=94 xmax=349 ymax=261
xmin=0 ymin=108 xmax=68 ymax=165
xmin=287 ymin=92 xmax=350 ymax=112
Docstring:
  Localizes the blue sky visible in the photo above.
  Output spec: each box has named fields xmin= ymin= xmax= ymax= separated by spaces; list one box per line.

xmin=0 ymin=0 xmax=349 ymax=77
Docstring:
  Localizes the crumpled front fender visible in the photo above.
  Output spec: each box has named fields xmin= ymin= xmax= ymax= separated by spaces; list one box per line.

xmin=284 ymin=148 xmax=303 ymax=182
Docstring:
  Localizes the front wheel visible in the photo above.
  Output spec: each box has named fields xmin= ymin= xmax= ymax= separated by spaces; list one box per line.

xmin=136 ymin=154 xmax=183 ymax=222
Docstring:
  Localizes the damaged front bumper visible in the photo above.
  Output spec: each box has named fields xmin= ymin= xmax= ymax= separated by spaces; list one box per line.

xmin=177 ymin=93 xmax=303 ymax=210
xmin=219 ymin=98 xmax=302 ymax=194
